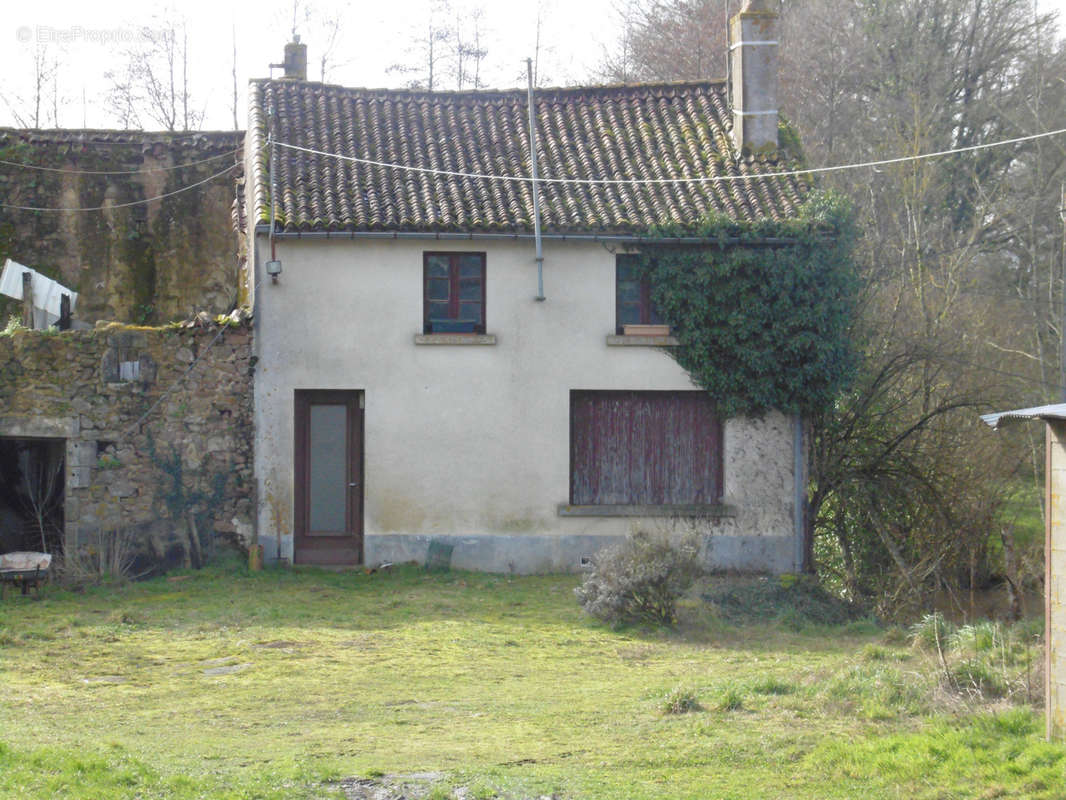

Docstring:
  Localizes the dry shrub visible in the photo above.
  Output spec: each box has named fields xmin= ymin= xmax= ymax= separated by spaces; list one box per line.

xmin=56 ymin=527 xmax=144 ymax=587
xmin=575 ymin=531 xmax=701 ymax=626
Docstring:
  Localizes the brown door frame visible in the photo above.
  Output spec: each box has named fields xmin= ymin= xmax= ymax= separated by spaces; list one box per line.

xmin=293 ymin=389 xmax=364 ymax=565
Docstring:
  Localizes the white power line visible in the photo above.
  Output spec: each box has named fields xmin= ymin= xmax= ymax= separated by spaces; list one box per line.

xmin=7 ymin=125 xmax=1066 ymax=212
xmin=0 ymin=147 xmax=242 ymax=175
xmin=274 ymin=126 xmax=1066 ymax=186
xmin=0 ymin=163 xmax=240 ymax=212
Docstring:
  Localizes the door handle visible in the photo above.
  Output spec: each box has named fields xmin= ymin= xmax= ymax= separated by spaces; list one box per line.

xmin=348 ymin=482 xmax=360 ymax=488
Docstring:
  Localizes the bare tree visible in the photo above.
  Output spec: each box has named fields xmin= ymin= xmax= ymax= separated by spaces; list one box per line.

xmin=599 ymin=0 xmax=729 ymax=83
xmin=17 ymin=441 xmax=64 ymax=554
xmin=388 ymin=0 xmax=491 ymax=91
xmin=454 ymin=6 xmax=488 ymax=90
xmin=285 ymin=0 xmax=353 ymax=82
xmin=105 ymin=15 xmax=202 ymax=131
xmin=388 ymin=0 xmax=454 ymax=91
xmin=0 ymin=41 xmax=62 ymax=128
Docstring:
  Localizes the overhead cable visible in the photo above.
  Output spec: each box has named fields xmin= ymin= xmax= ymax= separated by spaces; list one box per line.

xmin=0 ymin=162 xmax=240 ymax=212
xmin=0 ymin=146 xmax=242 ymax=175
xmin=273 ymin=126 xmax=1066 ymax=186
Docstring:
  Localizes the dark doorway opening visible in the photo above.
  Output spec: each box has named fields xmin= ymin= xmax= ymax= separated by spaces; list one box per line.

xmin=0 ymin=438 xmax=66 ymax=555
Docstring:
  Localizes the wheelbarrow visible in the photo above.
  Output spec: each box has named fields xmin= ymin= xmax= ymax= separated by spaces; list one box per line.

xmin=0 ymin=552 xmax=52 ymax=598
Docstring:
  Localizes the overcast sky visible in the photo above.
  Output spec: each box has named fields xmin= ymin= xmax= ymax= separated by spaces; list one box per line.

xmin=0 ymin=0 xmax=1064 ymax=131
xmin=0 ymin=0 xmax=623 ymax=130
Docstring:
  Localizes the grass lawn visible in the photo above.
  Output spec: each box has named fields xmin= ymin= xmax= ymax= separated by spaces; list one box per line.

xmin=0 ymin=561 xmax=1062 ymax=799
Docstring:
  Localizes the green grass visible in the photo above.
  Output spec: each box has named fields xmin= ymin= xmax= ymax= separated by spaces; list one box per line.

xmin=0 ymin=561 xmax=1061 ymax=799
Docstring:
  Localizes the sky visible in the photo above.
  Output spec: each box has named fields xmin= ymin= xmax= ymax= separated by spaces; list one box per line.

xmin=0 ymin=0 xmax=1065 ymax=131
xmin=0 ymin=0 xmax=622 ymax=130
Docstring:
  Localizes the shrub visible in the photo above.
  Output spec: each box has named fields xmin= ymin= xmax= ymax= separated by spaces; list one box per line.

xmin=575 ymin=531 xmax=701 ymax=626
xmin=56 ymin=527 xmax=142 ymax=588
xmin=660 ymin=686 xmax=702 ymax=714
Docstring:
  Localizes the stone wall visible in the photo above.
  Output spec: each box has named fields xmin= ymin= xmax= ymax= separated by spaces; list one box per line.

xmin=0 ymin=129 xmax=244 ymax=325
xmin=0 ymin=321 xmax=254 ymax=569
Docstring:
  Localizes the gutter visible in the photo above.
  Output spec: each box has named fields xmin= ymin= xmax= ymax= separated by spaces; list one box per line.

xmin=252 ymin=224 xmax=796 ymax=246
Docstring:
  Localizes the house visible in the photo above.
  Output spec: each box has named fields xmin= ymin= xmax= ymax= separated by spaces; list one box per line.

xmin=245 ymin=1 xmax=818 ymax=572
xmin=981 ymin=403 xmax=1066 ymax=741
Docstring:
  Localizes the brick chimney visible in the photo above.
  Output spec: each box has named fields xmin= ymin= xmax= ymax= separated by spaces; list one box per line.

xmin=277 ymin=36 xmax=307 ymax=81
xmin=729 ymin=0 xmax=779 ymax=153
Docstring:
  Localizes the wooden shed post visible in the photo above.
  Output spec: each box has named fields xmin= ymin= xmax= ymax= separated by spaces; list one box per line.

xmin=21 ymin=271 xmax=34 ymax=328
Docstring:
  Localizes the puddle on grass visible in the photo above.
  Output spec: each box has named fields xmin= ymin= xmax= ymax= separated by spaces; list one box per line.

xmin=337 ymin=772 xmax=445 ymax=800
xmin=199 ymin=656 xmax=239 ymax=666
xmin=203 ymin=663 xmax=251 ymax=676
xmin=252 ymin=640 xmax=304 ymax=650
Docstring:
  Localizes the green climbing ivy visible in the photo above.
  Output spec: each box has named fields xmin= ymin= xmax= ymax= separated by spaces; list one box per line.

xmin=633 ymin=191 xmax=859 ymax=417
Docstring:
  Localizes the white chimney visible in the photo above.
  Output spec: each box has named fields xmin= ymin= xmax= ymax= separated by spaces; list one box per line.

xmin=730 ymin=0 xmax=779 ymax=153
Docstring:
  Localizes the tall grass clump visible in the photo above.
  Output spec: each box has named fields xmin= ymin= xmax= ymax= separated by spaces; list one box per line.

xmin=904 ymin=614 xmax=1042 ymax=705
xmin=660 ymin=686 xmax=702 ymax=714
xmin=944 ymin=619 xmax=1042 ymax=704
xmin=908 ymin=612 xmax=953 ymax=652
xmin=575 ymin=532 xmax=700 ymax=626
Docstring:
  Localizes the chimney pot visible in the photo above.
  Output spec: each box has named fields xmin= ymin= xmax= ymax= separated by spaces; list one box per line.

xmin=730 ymin=0 xmax=779 ymax=153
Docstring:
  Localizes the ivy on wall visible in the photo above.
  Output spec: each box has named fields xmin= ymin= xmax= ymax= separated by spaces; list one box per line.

xmin=634 ymin=191 xmax=859 ymax=417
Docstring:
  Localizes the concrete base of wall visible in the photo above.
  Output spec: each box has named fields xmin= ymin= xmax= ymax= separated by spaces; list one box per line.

xmin=247 ymin=532 xmax=797 ymax=574
xmin=260 ymin=532 xmax=799 ymax=574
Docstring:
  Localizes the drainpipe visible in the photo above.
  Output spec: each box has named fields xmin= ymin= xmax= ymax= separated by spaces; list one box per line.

xmin=793 ymin=414 xmax=806 ymax=573
xmin=526 ymin=58 xmax=545 ymax=301
xmin=268 ymin=103 xmax=277 ymax=264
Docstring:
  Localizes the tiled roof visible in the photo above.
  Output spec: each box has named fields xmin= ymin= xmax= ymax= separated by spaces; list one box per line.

xmin=248 ymin=79 xmax=811 ymax=235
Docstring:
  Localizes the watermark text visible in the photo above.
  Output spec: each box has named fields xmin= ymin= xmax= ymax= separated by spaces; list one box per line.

xmin=15 ymin=25 xmax=158 ymax=46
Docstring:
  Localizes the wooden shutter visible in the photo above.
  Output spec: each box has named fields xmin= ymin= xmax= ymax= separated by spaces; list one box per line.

xmin=570 ymin=391 xmax=723 ymax=505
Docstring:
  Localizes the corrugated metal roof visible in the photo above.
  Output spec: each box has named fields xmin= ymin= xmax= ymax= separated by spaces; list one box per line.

xmin=980 ymin=403 xmax=1066 ymax=429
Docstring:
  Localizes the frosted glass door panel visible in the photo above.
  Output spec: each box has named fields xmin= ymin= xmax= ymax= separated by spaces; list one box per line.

xmin=309 ymin=404 xmax=347 ymax=532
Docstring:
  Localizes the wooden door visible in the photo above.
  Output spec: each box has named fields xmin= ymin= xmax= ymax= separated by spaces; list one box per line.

xmin=294 ymin=390 xmax=363 ymax=565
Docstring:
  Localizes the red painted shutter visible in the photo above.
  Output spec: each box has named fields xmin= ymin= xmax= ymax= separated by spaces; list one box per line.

xmin=570 ymin=391 xmax=722 ymax=505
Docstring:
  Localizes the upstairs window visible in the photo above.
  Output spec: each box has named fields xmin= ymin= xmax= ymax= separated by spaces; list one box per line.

xmin=616 ymin=254 xmax=667 ymax=334
xmin=424 ymin=252 xmax=486 ymax=334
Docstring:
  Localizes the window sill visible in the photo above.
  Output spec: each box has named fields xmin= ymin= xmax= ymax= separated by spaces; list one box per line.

xmin=606 ymin=334 xmax=679 ymax=347
xmin=414 ymin=333 xmax=497 ymax=345
xmin=557 ymin=503 xmax=736 ymax=518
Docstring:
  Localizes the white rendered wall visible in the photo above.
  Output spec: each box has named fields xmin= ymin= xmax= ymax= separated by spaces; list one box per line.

xmin=252 ymin=236 xmax=799 ymax=572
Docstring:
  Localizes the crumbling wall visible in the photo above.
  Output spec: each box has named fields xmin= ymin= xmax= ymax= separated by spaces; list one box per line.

xmin=0 ymin=129 xmax=244 ymax=326
xmin=0 ymin=321 xmax=254 ymax=570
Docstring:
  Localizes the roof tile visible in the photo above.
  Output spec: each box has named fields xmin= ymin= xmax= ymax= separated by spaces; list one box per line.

xmin=248 ymin=79 xmax=810 ymax=234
